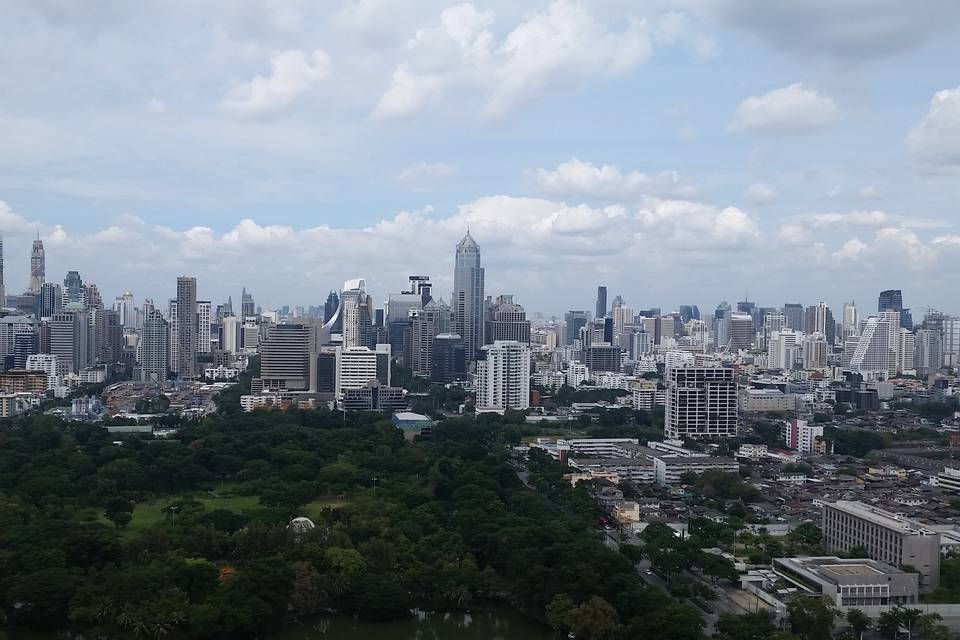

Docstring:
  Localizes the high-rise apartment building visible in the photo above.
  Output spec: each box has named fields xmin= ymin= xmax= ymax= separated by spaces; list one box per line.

xmin=453 ymin=231 xmax=484 ymax=363
xmin=664 ymin=366 xmax=738 ymax=439
xmin=175 ymin=276 xmax=197 ymax=379
xmin=802 ymin=332 xmax=829 ymax=369
xmin=0 ymin=234 xmax=5 ymax=307
xmin=475 ymin=340 xmax=530 ymax=414
xmin=729 ymin=313 xmax=755 ymax=351
xmin=849 ymin=317 xmax=892 ymax=377
xmin=767 ymin=330 xmax=800 ymax=370
xmin=943 ymin=317 xmax=960 ymax=367
xmin=115 ymin=292 xmax=135 ymax=328
xmin=783 ymin=418 xmax=824 ymax=454
xmin=140 ymin=309 xmax=169 ymax=383
xmin=842 ymin=302 xmax=859 ymax=338
xmin=221 ymin=315 xmax=239 ymax=354
xmin=822 ymin=500 xmax=940 ymax=592
xmin=197 ymin=300 xmax=212 ymax=354
xmin=596 ymin=286 xmax=607 ymax=319
xmin=914 ymin=329 xmax=943 ymax=375
xmin=29 ymin=233 xmax=44 ymax=294
xmin=240 ymin=287 xmax=255 ymax=319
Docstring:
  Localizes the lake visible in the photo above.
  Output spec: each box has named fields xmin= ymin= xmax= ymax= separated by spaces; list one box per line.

xmin=6 ymin=606 xmax=554 ymax=640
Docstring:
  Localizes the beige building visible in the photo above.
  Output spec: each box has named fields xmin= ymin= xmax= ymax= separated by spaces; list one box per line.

xmin=822 ymin=501 xmax=940 ymax=592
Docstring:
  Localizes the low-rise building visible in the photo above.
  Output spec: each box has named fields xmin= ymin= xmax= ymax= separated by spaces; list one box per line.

xmin=569 ymin=457 xmax=656 ymax=484
xmin=772 ymin=556 xmax=919 ymax=608
xmin=740 ymin=388 xmax=796 ymax=412
xmin=653 ymin=456 xmax=740 ymax=485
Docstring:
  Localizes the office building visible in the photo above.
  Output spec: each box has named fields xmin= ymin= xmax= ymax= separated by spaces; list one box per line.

xmin=564 ymin=310 xmax=589 ymax=345
xmin=410 ymin=299 xmax=451 ymax=378
xmin=0 ymin=315 xmax=35 ymax=364
xmin=476 ymin=340 xmax=531 ymax=414
xmin=878 ymin=289 xmax=912 ymax=329
xmin=678 ymin=305 xmax=700 ymax=322
xmin=221 ymin=315 xmax=239 ymax=354
xmin=596 ymin=286 xmax=607 ymax=319
xmin=729 ymin=313 xmax=755 ymax=351
xmin=762 ymin=312 xmax=786 ymax=350
xmin=842 ymin=302 xmax=859 ymax=338
xmin=241 ymin=287 xmax=255 ymax=319
xmin=341 ymin=279 xmax=373 ymax=349
xmin=486 ymin=295 xmax=531 ymax=344
xmin=63 ymin=271 xmax=84 ymax=307
xmin=175 ymin=277 xmax=197 ymax=379
xmin=340 ymin=380 xmax=406 ymax=412
xmin=335 ymin=344 xmax=391 ymax=399
xmin=140 ymin=309 xmax=169 ymax=383
xmin=822 ymin=500 xmax=940 ymax=592
xmin=258 ymin=322 xmax=319 ymax=391
xmin=664 ymin=366 xmax=738 ymax=439
xmin=453 ymin=231 xmax=485 ymax=363
xmin=782 ymin=303 xmax=805 ymax=330
xmin=197 ymin=300 xmax=212 ymax=354
xmin=114 ymin=291 xmax=135 ymax=328
xmin=29 ymin=232 xmax=44 ymax=294
xmin=584 ymin=343 xmax=621 ymax=373
xmin=84 ymin=284 xmax=103 ymax=310
xmin=49 ymin=309 xmax=89 ymax=374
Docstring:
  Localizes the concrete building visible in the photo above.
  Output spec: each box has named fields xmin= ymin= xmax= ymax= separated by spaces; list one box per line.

xmin=25 ymin=354 xmax=62 ymax=390
xmin=664 ymin=366 xmax=738 ymax=439
xmin=475 ymin=340 xmax=530 ymax=414
xmin=822 ymin=500 xmax=940 ymax=592
xmin=0 ymin=369 xmax=47 ymax=393
xmin=140 ymin=309 xmax=169 ymax=383
xmin=783 ymin=419 xmax=825 ymax=455
xmin=221 ymin=315 xmax=239 ymax=354
xmin=197 ymin=300 xmax=212 ymax=354
xmin=258 ymin=322 xmax=318 ymax=391
xmin=341 ymin=278 xmax=374 ymax=349
xmin=654 ymin=456 xmax=740 ymax=485
xmin=49 ymin=309 xmax=89 ymax=374
xmin=914 ymin=329 xmax=943 ymax=375
xmin=767 ymin=330 xmax=800 ymax=370
xmin=485 ymin=295 xmax=531 ymax=344
xmin=453 ymin=231 xmax=485 ymax=363
xmin=340 ymin=380 xmax=406 ymax=412
xmin=564 ymin=311 xmax=589 ymax=345
xmin=729 ymin=313 xmax=755 ymax=351
xmin=29 ymin=233 xmax=44 ymax=294
xmin=740 ymin=388 xmax=795 ymax=413
xmin=802 ymin=332 xmax=829 ymax=369
xmin=431 ymin=333 xmax=466 ymax=383
xmin=584 ymin=343 xmax=621 ymax=373
xmin=175 ymin=277 xmax=197 ymax=379
xmin=849 ymin=317 xmax=892 ymax=378
xmin=335 ymin=344 xmax=391 ymax=399
xmin=930 ymin=467 xmax=960 ymax=493
xmin=772 ymin=557 xmax=919 ymax=608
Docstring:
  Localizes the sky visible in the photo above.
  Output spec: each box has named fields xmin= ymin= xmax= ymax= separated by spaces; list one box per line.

xmin=1 ymin=0 xmax=959 ymax=318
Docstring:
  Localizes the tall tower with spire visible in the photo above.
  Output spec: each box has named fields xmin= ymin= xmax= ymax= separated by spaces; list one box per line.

xmin=29 ymin=231 xmax=45 ymax=293
xmin=452 ymin=230 xmax=484 ymax=364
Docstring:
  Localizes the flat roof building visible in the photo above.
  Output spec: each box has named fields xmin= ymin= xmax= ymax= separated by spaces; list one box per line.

xmin=822 ymin=500 xmax=940 ymax=592
xmin=773 ymin=557 xmax=919 ymax=608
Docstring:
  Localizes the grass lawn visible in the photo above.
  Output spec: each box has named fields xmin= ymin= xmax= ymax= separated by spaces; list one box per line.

xmin=101 ymin=492 xmax=347 ymax=534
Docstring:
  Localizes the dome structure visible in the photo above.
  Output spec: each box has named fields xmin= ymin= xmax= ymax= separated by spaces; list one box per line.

xmin=287 ymin=516 xmax=316 ymax=534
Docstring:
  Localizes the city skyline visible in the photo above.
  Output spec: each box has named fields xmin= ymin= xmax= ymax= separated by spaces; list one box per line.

xmin=1 ymin=2 xmax=959 ymax=313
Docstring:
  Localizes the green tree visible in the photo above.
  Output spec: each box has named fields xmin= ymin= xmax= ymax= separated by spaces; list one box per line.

xmin=568 ymin=596 xmax=621 ymax=640
xmin=787 ymin=597 xmax=837 ymax=640
xmin=715 ymin=611 xmax=778 ymax=640
xmin=845 ymin=608 xmax=870 ymax=640
xmin=545 ymin=593 xmax=575 ymax=631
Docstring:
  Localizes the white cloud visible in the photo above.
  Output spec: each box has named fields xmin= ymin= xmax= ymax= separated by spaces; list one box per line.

xmin=730 ymin=83 xmax=839 ymax=133
xmin=393 ymin=161 xmax=460 ymax=185
xmin=855 ymin=184 xmax=884 ymax=199
xmin=743 ymin=182 xmax=778 ymax=204
xmin=778 ymin=222 xmax=810 ymax=245
xmin=906 ymin=87 xmax=960 ymax=171
xmin=222 ymin=49 xmax=332 ymax=117
xmin=373 ymin=1 xmax=651 ymax=120
xmin=635 ymin=198 xmax=761 ymax=249
xmin=832 ymin=238 xmax=867 ymax=261
xmin=535 ymin=159 xmax=698 ymax=200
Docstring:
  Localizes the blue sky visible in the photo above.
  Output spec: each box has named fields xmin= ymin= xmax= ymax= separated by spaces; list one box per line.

xmin=1 ymin=0 xmax=959 ymax=317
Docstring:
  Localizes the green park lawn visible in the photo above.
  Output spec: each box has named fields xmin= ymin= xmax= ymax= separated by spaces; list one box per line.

xmin=98 ymin=492 xmax=348 ymax=534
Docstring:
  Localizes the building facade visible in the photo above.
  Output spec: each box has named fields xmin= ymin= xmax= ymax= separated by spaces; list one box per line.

xmin=664 ymin=366 xmax=738 ymax=439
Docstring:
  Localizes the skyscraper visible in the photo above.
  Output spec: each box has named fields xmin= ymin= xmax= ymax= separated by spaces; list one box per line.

xmin=782 ymin=303 xmax=805 ymax=330
xmin=564 ymin=310 xmax=589 ymax=345
xmin=0 ymin=234 xmax=5 ymax=307
xmin=175 ymin=277 xmax=197 ymax=379
xmin=29 ymin=232 xmax=44 ymax=294
xmin=878 ymin=289 xmax=912 ymax=330
xmin=197 ymin=300 xmax=212 ymax=354
xmin=241 ymin=287 xmax=255 ymax=319
xmin=340 ymin=279 xmax=373 ymax=349
xmin=115 ymin=292 xmax=135 ymax=328
xmin=664 ymin=366 xmax=738 ymax=439
xmin=39 ymin=283 xmax=61 ymax=318
xmin=140 ymin=309 xmax=169 ymax=383
xmin=63 ymin=271 xmax=84 ymax=307
xmin=596 ymin=285 xmax=607 ymax=319
xmin=453 ymin=231 xmax=484 ymax=364
xmin=486 ymin=295 xmax=531 ymax=344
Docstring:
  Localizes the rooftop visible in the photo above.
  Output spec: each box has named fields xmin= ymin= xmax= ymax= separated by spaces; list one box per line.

xmin=826 ymin=500 xmax=937 ymax=536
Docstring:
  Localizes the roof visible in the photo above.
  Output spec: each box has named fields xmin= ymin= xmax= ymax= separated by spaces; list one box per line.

xmin=392 ymin=412 xmax=432 ymax=423
xmin=456 ymin=230 xmax=479 ymax=252
xmin=826 ymin=500 xmax=937 ymax=536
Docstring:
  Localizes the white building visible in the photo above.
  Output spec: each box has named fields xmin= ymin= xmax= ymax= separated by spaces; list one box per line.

xmin=768 ymin=330 xmax=800 ymax=370
xmin=783 ymin=418 xmax=825 ymax=455
xmin=740 ymin=388 xmax=796 ymax=412
xmin=664 ymin=366 xmax=738 ymax=439
xmin=205 ymin=366 xmax=239 ymax=381
xmin=335 ymin=344 xmax=391 ymax=399
xmin=222 ymin=316 xmax=240 ymax=354
xmin=565 ymin=361 xmax=589 ymax=388
xmin=197 ymin=300 xmax=212 ymax=354
xmin=654 ymin=456 xmax=740 ymax=485
xmin=930 ymin=467 xmax=960 ymax=493
xmin=476 ymin=340 xmax=530 ymax=414
xmin=802 ymin=332 xmax=829 ymax=369
xmin=849 ymin=317 xmax=892 ymax=378
xmin=25 ymin=353 xmax=62 ymax=390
